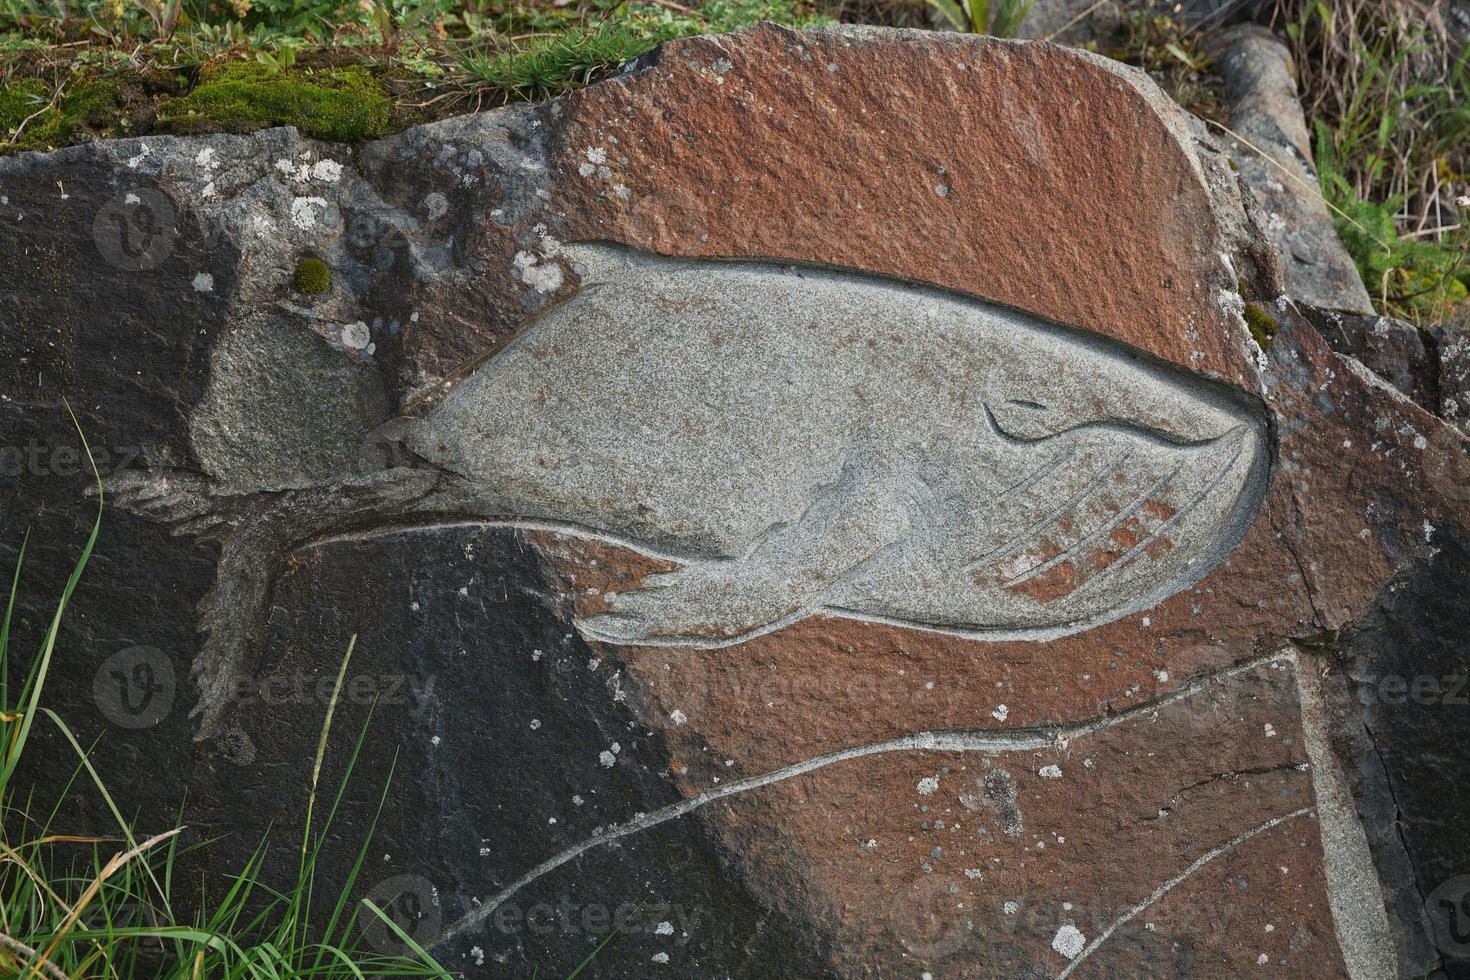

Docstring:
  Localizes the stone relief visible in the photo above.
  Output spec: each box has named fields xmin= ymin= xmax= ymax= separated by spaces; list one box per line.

xmin=402 ymin=245 xmax=1270 ymax=645
xmin=112 ymin=245 xmax=1270 ymax=728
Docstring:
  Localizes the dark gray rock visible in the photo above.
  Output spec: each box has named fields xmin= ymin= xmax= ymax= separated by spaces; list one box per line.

xmin=1214 ymin=25 xmax=1375 ymax=314
xmin=1430 ymin=326 xmax=1470 ymax=431
xmin=3 ymin=26 xmax=1470 ymax=979
xmin=1321 ymin=524 xmax=1470 ymax=978
xmin=1304 ymin=307 xmax=1439 ymax=410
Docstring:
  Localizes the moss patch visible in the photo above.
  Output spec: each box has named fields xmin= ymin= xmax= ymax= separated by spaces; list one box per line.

xmin=157 ymin=63 xmax=390 ymax=141
xmin=1 ymin=78 xmax=124 ymax=152
xmin=292 ymin=257 xmax=332 ymax=295
xmin=1243 ymin=303 xmax=1279 ymax=350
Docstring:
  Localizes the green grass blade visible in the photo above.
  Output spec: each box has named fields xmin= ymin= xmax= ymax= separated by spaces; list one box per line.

xmin=359 ymin=900 xmax=451 ymax=979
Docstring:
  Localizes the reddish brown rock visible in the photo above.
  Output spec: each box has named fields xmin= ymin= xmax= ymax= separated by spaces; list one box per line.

xmin=5 ymin=23 xmax=1469 ymax=980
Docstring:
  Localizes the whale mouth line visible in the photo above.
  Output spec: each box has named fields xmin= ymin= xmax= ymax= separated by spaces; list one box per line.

xmin=981 ymin=401 xmax=1247 ymax=451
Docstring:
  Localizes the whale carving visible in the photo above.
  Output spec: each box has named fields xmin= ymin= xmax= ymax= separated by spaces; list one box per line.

xmin=110 ymin=245 xmax=1270 ymax=728
xmin=403 ymin=245 xmax=1269 ymax=644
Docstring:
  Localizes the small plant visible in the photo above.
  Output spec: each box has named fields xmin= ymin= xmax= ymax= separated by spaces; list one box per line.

xmin=1271 ymin=0 xmax=1469 ymax=322
xmin=924 ymin=0 xmax=1032 ymax=37
xmin=293 ymin=256 xmax=332 ymax=295
xmin=157 ymin=61 xmax=392 ymax=140
xmin=1243 ymin=302 xmax=1280 ymax=349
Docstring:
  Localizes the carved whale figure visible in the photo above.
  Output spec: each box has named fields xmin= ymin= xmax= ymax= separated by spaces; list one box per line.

xmin=399 ymin=244 xmax=1270 ymax=646
xmin=110 ymin=244 xmax=1270 ymax=729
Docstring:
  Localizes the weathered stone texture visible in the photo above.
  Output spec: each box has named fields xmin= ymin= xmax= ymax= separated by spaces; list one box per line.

xmin=1215 ymin=25 xmax=1375 ymax=315
xmin=1 ymin=24 xmax=1468 ymax=980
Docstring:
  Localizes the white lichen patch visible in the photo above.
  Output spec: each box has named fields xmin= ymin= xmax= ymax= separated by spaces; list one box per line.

xmin=191 ymin=272 xmax=215 ymax=293
xmin=513 ymin=250 xmax=564 ymax=293
xmin=289 ymin=196 xmax=329 ymax=230
xmin=991 ymin=704 xmax=1009 ymax=721
xmin=1051 ymin=924 xmax=1086 ymax=959
xmin=341 ymin=321 xmax=372 ymax=350
xmin=916 ymin=775 xmax=940 ymax=796
xmin=312 ymin=159 xmax=344 ymax=183
xmin=1038 ymin=764 xmax=1062 ymax=779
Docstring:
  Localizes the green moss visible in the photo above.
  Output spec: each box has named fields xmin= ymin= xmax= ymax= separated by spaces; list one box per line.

xmin=1243 ymin=303 xmax=1279 ymax=350
xmin=459 ymin=0 xmax=829 ymax=101
xmin=292 ymin=257 xmax=331 ymax=295
xmin=1 ymin=77 xmax=121 ymax=152
xmin=157 ymin=63 xmax=390 ymax=141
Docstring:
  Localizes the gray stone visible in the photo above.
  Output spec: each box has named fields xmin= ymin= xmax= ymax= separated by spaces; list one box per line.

xmin=191 ymin=313 xmax=390 ymax=492
xmin=2 ymin=25 xmax=1469 ymax=979
xmin=405 ymin=244 xmax=1269 ymax=647
xmin=1215 ymin=25 xmax=1375 ymax=314
xmin=1305 ymin=308 xmax=1439 ymax=411
xmin=1431 ymin=326 xmax=1470 ymax=430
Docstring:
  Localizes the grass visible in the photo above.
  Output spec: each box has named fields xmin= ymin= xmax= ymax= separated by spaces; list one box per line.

xmin=0 ymin=0 xmax=829 ymax=153
xmin=0 ymin=416 xmax=456 ymax=978
xmin=1268 ymin=0 xmax=1469 ymax=320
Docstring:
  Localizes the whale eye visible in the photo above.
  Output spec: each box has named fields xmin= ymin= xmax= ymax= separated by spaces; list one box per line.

xmin=1008 ymin=399 xmax=1049 ymax=412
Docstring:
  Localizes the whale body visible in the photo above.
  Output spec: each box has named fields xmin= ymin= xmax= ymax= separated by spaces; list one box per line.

xmin=403 ymin=245 xmax=1270 ymax=646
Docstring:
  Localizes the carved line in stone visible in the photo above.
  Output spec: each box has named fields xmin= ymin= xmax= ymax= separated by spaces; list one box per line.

xmin=1055 ymin=806 xmax=1314 ymax=979
xmin=428 ymin=651 xmax=1300 ymax=953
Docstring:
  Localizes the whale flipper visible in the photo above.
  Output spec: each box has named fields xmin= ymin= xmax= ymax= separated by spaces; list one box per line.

xmin=580 ymin=462 xmax=922 ymax=646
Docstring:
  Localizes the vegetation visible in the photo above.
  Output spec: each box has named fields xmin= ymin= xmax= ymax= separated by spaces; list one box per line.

xmin=293 ymin=256 xmax=332 ymax=294
xmin=0 ymin=0 xmax=828 ymax=153
xmin=0 ymin=0 xmax=1463 ymax=322
xmin=1269 ymin=0 xmax=1468 ymax=320
xmin=0 ymin=424 xmax=452 ymax=978
xmin=1243 ymin=302 xmax=1280 ymax=349
xmin=923 ymin=0 xmax=1030 ymax=38
xmin=158 ymin=62 xmax=391 ymax=139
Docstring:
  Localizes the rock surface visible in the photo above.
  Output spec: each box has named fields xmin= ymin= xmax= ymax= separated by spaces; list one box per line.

xmin=1 ymin=24 xmax=1468 ymax=979
xmin=1215 ymin=25 xmax=1375 ymax=315
xmin=1305 ymin=309 xmax=1440 ymax=410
